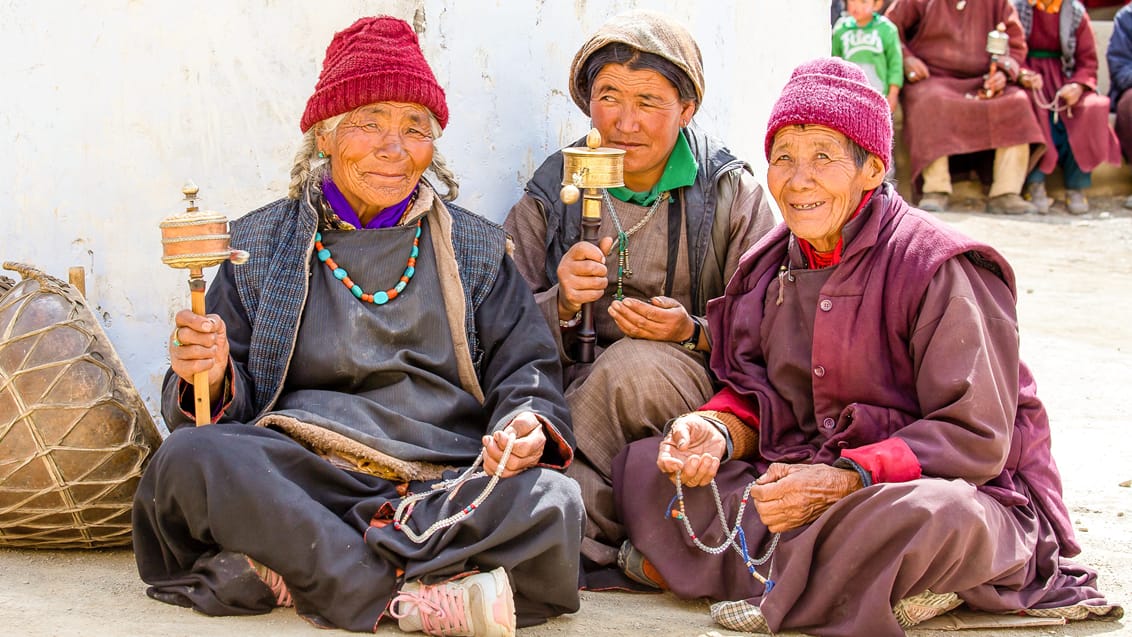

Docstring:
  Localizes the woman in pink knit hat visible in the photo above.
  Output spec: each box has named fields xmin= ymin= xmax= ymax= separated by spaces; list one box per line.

xmin=133 ymin=16 xmax=583 ymax=636
xmin=611 ymin=56 xmax=1121 ymax=635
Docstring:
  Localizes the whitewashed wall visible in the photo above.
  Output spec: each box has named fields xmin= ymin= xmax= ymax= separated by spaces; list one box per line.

xmin=0 ymin=0 xmax=828 ymax=429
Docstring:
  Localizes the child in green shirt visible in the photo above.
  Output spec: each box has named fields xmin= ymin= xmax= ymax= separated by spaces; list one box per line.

xmin=832 ymin=0 xmax=904 ymax=113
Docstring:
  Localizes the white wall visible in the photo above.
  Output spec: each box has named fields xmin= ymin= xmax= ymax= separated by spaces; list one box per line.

xmin=0 ymin=0 xmax=828 ymax=429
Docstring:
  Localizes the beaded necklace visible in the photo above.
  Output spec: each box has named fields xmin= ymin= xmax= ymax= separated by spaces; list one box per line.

xmin=667 ymin=473 xmax=781 ymax=592
xmin=392 ymin=436 xmax=515 ymax=543
xmin=602 ymin=191 xmax=667 ymax=301
xmin=314 ymin=217 xmax=421 ymax=305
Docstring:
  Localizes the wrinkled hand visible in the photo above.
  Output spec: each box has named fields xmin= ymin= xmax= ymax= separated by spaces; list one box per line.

xmin=169 ymin=309 xmax=229 ymax=398
xmin=656 ymin=414 xmax=727 ymax=487
xmin=556 ymin=237 xmax=615 ymax=320
xmin=904 ymin=56 xmax=930 ymax=83
xmin=482 ymin=411 xmax=546 ymax=478
xmin=609 ymin=296 xmax=694 ymax=342
xmin=1057 ymin=82 xmax=1084 ymax=107
xmin=1019 ymin=70 xmax=1043 ymax=91
xmin=749 ymin=463 xmax=862 ymax=533
xmin=983 ymin=70 xmax=1007 ymax=95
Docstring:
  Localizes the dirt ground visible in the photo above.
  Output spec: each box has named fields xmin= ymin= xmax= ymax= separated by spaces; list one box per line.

xmin=1 ymin=199 xmax=1129 ymax=637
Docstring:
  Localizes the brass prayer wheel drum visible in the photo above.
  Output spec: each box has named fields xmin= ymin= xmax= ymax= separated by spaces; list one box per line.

xmin=560 ymin=128 xmax=625 ymax=209
xmin=0 ymin=262 xmax=162 ymax=548
xmin=160 ymin=183 xmax=249 ymax=269
xmin=985 ymin=22 xmax=1009 ymax=57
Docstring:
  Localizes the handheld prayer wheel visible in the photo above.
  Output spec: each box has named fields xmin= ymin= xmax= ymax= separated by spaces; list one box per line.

xmin=159 ymin=182 xmax=248 ymax=425
xmin=981 ymin=23 xmax=1010 ymax=99
xmin=559 ymin=129 xmax=625 ymax=363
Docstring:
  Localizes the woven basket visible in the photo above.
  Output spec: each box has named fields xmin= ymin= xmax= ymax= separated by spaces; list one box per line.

xmin=0 ymin=262 xmax=162 ymax=548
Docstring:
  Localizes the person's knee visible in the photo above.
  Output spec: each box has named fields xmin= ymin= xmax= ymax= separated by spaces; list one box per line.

xmin=525 ymin=469 xmax=585 ymax=530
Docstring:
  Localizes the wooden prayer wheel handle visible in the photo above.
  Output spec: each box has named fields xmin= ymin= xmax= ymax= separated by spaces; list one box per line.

xmin=560 ymin=130 xmax=625 ymax=364
xmin=159 ymin=182 xmax=249 ymax=425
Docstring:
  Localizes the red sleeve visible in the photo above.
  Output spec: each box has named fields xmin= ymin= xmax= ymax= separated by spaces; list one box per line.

xmin=841 ymin=438 xmax=922 ymax=483
xmin=700 ymin=385 xmax=760 ymax=429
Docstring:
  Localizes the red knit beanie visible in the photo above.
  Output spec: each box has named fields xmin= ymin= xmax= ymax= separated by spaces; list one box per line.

xmin=300 ymin=16 xmax=448 ymax=133
xmin=764 ymin=57 xmax=892 ymax=170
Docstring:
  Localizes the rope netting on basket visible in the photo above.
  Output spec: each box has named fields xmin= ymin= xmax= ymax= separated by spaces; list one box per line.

xmin=0 ymin=262 xmax=162 ymax=548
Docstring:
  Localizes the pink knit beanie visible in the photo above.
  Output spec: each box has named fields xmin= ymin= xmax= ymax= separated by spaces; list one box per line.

xmin=300 ymin=16 xmax=448 ymax=133
xmin=764 ymin=57 xmax=892 ymax=169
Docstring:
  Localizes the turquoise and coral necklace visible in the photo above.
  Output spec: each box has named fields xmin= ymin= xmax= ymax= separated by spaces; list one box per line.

xmin=314 ymin=217 xmax=422 ymax=305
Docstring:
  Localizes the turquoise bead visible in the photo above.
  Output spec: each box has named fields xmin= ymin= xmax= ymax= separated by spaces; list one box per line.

xmin=334 ymin=268 xmax=347 ymax=280
xmin=315 ymin=232 xmax=322 ymax=242
xmin=405 ymin=266 xmax=415 ymax=277
xmin=374 ymin=291 xmax=390 ymax=304
xmin=351 ymin=285 xmax=363 ymax=298
xmin=317 ymin=248 xmax=330 ymax=261
xmin=411 ymin=246 xmax=419 ymax=258
xmin=394 ymin=281 xmax=407 ymax=293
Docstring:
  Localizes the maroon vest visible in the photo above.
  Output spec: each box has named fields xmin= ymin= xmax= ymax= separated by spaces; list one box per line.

xmin=707 ymin=183 xmax=1079 ymax=555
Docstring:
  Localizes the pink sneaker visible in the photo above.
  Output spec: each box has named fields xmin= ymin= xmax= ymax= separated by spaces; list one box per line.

xmin=391 ymin=567 xmax=516 ymax=637
xmin=248 ymin=557 xmax=293 ymax=608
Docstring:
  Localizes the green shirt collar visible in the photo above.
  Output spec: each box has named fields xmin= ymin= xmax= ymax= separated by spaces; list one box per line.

xmin=607 ymin=130 xmax=698 ymax=206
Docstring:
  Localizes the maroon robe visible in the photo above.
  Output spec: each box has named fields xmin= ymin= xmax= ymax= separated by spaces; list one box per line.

xmin=887 ymin=0 xmax=1046 ymax=182
xmin=1024 ymin=8 xmax=1122 ymax=174
xmin=613 ymin=184 xmax=1115 ymax=636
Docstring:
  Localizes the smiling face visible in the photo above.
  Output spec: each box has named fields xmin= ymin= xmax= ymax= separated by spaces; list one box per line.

xmin=767 ymin=125 xmax=885 ymax=252
xmin=317 ymin=102 xmax=435 ymax=225
xmin=589 ymin=63 xmax=696 ymax=192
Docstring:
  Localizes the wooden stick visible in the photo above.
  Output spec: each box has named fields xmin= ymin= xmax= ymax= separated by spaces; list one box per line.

xmin=68 ymin=266 xmax=86 ymax=297
xmin=576 ymin=189 xmax=602 ymax=363
xmin=188 ymin=270 xmax=210 ymax=425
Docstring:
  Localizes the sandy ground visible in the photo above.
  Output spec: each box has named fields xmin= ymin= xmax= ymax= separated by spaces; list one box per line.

xmin=1 ymin=201 xmax=1129 ymax=637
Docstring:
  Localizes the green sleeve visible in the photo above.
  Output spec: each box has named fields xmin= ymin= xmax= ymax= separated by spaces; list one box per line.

xmin=881 ymin=21 xmax=904 ymax=88
xmin=831 ymin=23 xmax=845 ymax=58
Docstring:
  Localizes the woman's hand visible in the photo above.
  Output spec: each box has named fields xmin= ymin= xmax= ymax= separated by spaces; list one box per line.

xmin=749 ymin=463 xmax=863 ymax=533
xmin=983 ymin=69 xmax=1008 ymax=95
xmin=609 ymin=296 xmax=694 ymax=343
xmin=169 ymin=309 xmax=229 ymax=397
xmin=904 ymin=56 xmax=929 ymax=83
xmin=656 ymin=414 xmax=727 ymax=487
xmin=1057 ymin=82 xmax=1084 ymax=107
xmin=1019 ymin=70 xmax=1043 ymax=91
xmin=556 ymin=237 xmax=615 ymax=321
xmin=482 ymin=411 xmax=546 ymax=478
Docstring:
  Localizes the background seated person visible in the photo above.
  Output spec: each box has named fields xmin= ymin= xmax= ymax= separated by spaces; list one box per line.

xmin=887 ymin=0 xmax=1046 ymax=214
xmin=1015 ymin=0 xmax=1121 ymax=215
xmin=1107 ymin=2 xmax=1132 ymax=208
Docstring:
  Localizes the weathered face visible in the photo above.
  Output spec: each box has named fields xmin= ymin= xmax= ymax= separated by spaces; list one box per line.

xmin=588 ymin=63 xmax=696 ymax=192
xmin=317 ymin=102 xmax=435 ymax=223
xmin=846 ymin=0 xmax=881 ymax=22
xmin=767 ymin=125 xmax=885 ymax=252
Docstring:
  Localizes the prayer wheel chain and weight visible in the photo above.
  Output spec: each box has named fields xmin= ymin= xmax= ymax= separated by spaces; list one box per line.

xmin=159 ymin=182 xmax=248 ymax=425
xmin=559 ymin=129 xmax=625 ymax=363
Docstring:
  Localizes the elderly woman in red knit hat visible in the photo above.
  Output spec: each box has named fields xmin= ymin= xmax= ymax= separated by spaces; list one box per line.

xmin=133 ymin=16 xmax=582 ymax=636
xmin=611 ymin=57 xmax=1121 ymax=635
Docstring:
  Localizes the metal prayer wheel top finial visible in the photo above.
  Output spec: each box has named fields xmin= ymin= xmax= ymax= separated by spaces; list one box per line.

xmin=160 ymin=181 xmax=249 ymax=270
xmin=559 ymin=129 xmax=626 ymax=206
xmin=986 ymin=22 xmax=1009 ymax=57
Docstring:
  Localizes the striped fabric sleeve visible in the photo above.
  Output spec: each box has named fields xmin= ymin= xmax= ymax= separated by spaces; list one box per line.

xmin=698 ymin=385 xmax=760 ymax=460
